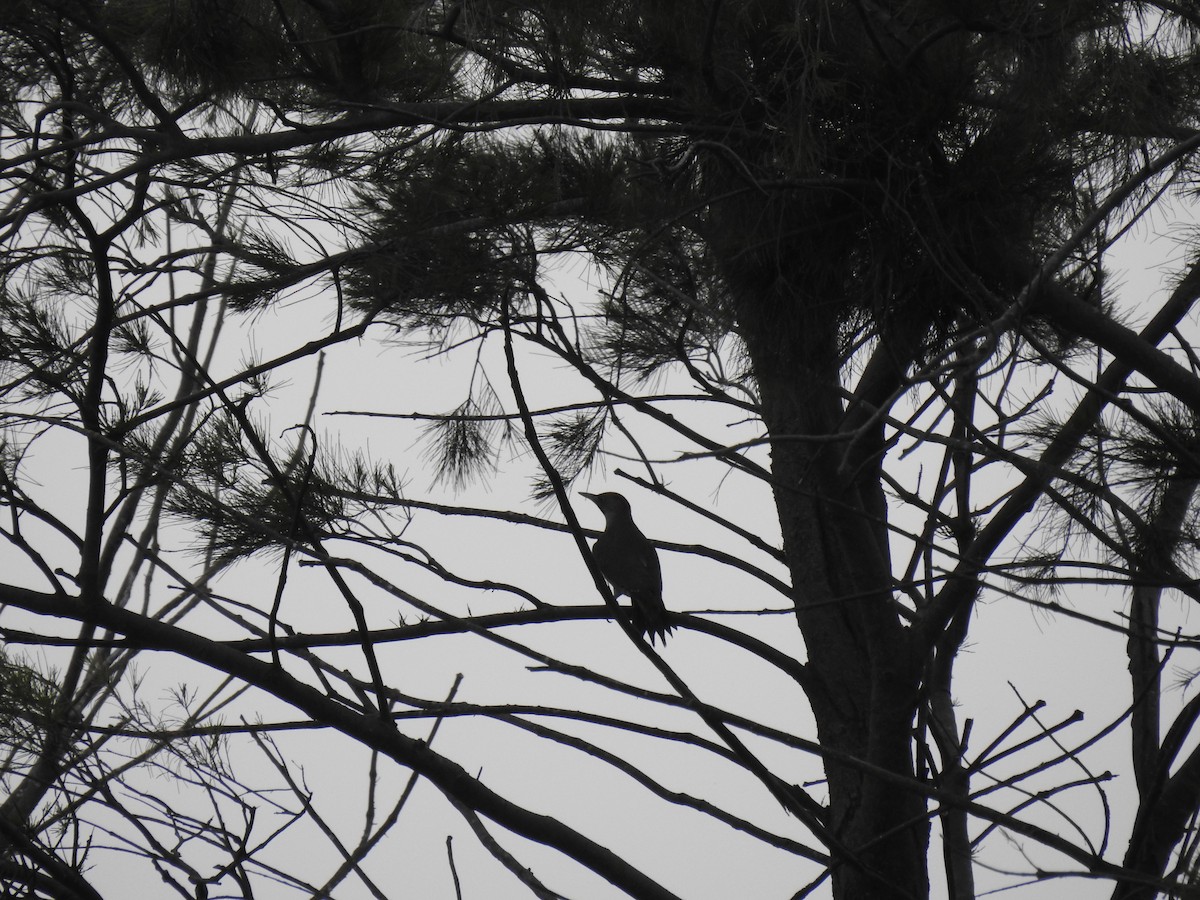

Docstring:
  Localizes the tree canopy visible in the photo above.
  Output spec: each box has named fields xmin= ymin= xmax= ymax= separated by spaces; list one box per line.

xmin=3 ymin=1 xmax=1200 ymax=898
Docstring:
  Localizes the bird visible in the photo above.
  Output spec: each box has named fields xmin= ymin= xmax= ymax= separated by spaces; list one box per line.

xmin=581 ymin=491 xmax=673 ymax=644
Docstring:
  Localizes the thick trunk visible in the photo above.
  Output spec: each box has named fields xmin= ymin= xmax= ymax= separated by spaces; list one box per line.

xmin=737 ymin=285 xmax=930 ymax=899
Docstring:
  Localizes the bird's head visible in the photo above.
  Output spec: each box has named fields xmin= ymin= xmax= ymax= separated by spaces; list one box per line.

xmin=581 ymin=491 xmax=633 ymax=522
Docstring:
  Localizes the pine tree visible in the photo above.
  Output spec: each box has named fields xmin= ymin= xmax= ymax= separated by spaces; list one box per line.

xmin=2 ymin=2 xmax=1200 ymax=898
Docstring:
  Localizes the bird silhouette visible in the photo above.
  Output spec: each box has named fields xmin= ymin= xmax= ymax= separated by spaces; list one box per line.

xmin=581 ymin=491 xmax=673 ymax=644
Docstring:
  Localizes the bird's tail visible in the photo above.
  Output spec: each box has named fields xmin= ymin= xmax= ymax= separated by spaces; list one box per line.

xmin=630 ymin=595 xmax=673 ymax=646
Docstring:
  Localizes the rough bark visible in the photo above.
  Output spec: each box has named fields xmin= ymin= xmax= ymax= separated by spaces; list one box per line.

xmin=734 ymin=272 xmax=929 ymax=899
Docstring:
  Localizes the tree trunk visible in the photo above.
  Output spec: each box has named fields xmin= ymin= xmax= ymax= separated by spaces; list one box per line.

xmin=735 ymin=273 xmax=930 ymax=899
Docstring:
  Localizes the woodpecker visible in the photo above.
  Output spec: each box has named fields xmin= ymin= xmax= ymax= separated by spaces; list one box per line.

xmin=581 ymin=491 xmax=673 ymax=644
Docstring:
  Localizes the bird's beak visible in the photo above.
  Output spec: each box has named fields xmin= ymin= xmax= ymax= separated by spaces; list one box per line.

xmin=580 ymin=492 xmax=598 ymax=503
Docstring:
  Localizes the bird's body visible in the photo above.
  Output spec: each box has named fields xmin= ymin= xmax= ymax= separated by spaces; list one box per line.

xmin=582 ymin=492 xmax=672 ymax=644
